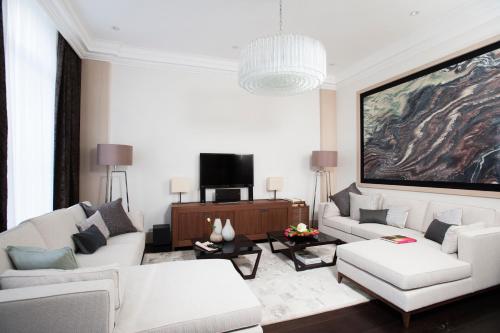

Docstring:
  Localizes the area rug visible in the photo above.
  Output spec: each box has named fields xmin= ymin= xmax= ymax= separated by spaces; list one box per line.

xmin=142 ymin=242 xmax=369 ymax=325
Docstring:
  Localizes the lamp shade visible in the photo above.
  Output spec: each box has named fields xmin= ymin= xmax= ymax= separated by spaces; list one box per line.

xmin=97 ymin=144 xmax=133 ymax=166
xmin=171 ymin=178 xmax=191 ymax=193
xmin=311 ymin=151 xmax=337 ymax=168
xmin=267 ymin=177 xmax=284 ymax=191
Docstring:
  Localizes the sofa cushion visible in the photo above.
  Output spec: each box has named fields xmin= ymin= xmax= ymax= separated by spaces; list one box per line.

xmin=116 ymin=260 xmax=262 ymax=333
xmin=77 ymin=211 xmax=110 ymax=239
xmin=323 ymin=216 xmax=359 ymax=234
xmin=0 ymin=222 xmax=47 ymax=273
xmin=6 ymin=246 xmax=78 ymax=270
xmin=76 ymin=232 xmax=145 ymax=268
xmin=423 ymin=202 xmax=496 ymax=231
xmin=66 ymin=203 xmax=88 ymax=225
xmin=381 ymin=196 xmax=428 ymax=232
xmin=106 ymin=232 xmax=145 ymax=246
xmin=349 ymin=193 xmax=382 ymax=221
xmin=386 ymin=207 xmax=409 ymax=228
xmin=72 ymin=225 xmax=107 ymax=254
xmin=329 ymin=182 xmax=362 ymax=217
xmin=424 ymin=219 xmax=453 ymax=244
xmin=81 ymin=199 xmax=137 ymax=237
xmin=359 ymin=209 xmax=387 ymax=224
xmin=351 ymin=223 xmax=423 ymax=240
xmin=29 ymin=209 xmax=80 ymax=251
xmin=337 ymin=239 xmax=472 ymax=290
xmin=0 ymin=264 xmax=122 ymax=310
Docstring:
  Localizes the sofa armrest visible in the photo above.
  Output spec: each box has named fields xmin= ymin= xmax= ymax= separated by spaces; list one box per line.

xmin=127 ymin=210 xmax=144 ymax=232
xmin=318 ymin=202 xmax=340 ymax=226
xmin=458 ymin=227 xmax=500 ymax=290
xmin=0 ymin=280 xmax=115 ymax=333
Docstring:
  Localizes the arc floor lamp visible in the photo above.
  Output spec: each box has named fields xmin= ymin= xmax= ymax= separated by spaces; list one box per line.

xmin=97 ymin=144 xmax=133 ymax=211
xmin=311 ymin=150 xmax=337 ymax=226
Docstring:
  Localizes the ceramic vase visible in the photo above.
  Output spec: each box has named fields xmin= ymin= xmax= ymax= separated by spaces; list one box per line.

xmin=222 ymin=219 xmax=235 ymax=242
xmin=210 ymin=218 xmax=223 ymax=243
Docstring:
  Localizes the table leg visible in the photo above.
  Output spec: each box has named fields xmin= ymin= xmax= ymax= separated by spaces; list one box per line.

xmin=267 ymin=234 xmax=279 ymax=253
xmin=288 ymin=247 xmax=302 ymax=272
xmin=230 ymin=251 xmax=262 ymax=280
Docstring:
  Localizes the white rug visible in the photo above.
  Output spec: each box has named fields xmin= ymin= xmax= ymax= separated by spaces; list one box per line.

xmin=142 ymin=242 xmax=369 ymax=325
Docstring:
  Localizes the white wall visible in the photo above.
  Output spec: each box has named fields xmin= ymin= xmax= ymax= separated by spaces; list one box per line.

xmin=106 ymin=63 xmax=320 ymax=231
xmin=335 ymin=22 xmax=500 ymax=210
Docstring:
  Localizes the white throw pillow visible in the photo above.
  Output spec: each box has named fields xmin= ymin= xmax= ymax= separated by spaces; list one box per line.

xmin=435 ymin=208 xmax=462 ymax=226
xmin=386 ymin=207 xmax=409 ymax=228
xmin=323 ymin=202 xmax=341 ymax=219
xmin=0 ymin=264 xmax=122 ymax=309
xmin=349 ymin=193 xmax=381 ymax=221
xmin=77 ymin=211 xmax=110 ymax=239
xmin=441 ymin=222 xmax=486 ymax=254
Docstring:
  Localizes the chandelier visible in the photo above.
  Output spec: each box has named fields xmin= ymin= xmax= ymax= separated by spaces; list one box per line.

xmin=238 ymin=0 xmax=327 ymax=95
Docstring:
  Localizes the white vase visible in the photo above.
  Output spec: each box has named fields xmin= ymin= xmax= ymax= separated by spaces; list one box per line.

xmin=222 ymin=219 xmax=235 ymax=242
xmin=210 ymin=218 xmax=223 ymax=243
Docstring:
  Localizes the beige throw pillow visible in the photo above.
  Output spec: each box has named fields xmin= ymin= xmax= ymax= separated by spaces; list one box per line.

xmin=349 ymin=193 xmax=381 ymax=221
xmin=78 ymin=211 xmax=110 ymax=239
xmin=323 ymin=202 xmax=341 ymax=219
xmin=441 ymin=222 xmax=486 ymax=254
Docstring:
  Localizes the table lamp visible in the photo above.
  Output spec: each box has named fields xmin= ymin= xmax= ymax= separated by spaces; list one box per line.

xmin=171 ymin=177 xmax=191 ymax=203
xmin=266 ymin=177 xmax=284 ymax=200
xmin=97 ymin=144 xmax=133 ymax=211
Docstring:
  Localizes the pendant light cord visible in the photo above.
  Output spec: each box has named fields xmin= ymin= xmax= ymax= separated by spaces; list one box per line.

xmin=279 ymin=0 xmax=283 ymax=33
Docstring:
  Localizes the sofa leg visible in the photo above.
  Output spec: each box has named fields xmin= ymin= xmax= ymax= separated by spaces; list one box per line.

xmin=402 ymin=312 xmax=411 ymax=328
xmin=337 ymin=272 xmax=343 ymax=284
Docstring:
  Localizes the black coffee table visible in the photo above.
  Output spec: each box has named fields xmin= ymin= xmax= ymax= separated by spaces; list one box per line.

xmin=267 ymin=231 xmax=340 ymax=271
xmin=192 ymin=235 xmax=262 ymax=280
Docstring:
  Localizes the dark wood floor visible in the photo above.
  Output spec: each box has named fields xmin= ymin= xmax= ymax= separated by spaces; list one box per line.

xmin=263 ymin=287 xmax=500 ymax=333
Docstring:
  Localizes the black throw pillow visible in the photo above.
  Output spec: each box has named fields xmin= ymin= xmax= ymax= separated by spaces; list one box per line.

xmin=72 ymin=225 xmax=107 ymax=254
xmin=329 ymin=182 xmax=362 ymax=217
xmin=80 ymin=198 xmax=136 ymax=237
xmin=359 ymin=209 xmax=388 ymax=224
xmin=424 ymin=219 xmax=452 ymax=244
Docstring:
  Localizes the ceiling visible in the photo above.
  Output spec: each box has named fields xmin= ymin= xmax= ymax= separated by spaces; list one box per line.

xmin=44 ymin=0 xmax=499 ymax=82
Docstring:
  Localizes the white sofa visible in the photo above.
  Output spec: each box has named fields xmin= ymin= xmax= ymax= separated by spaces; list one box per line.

xmin=318 ymin=193 xmax=500 ymax=327
xmin=0 ymin=203 xmax=263 ymax=333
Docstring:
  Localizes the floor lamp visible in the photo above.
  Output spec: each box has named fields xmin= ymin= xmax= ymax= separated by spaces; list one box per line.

xmin=311 ymin=151 xmax=338 ymax=227
xmin=97 ymin=144 xmax=133 ymax=212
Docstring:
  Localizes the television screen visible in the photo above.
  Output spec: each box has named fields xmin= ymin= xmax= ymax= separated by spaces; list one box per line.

xmin=200 ymin=153 xmax=254 ymax=188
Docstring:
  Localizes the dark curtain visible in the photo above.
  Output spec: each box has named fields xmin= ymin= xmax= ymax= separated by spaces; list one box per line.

xmin=0 ymin=5 xmax=7 ymax=232
xmin=53 ymin=34 xmax=81 ymax=209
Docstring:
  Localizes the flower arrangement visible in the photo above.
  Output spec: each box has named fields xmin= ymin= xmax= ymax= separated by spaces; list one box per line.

xmin=284 ymin=223 xmax=319 ymax=238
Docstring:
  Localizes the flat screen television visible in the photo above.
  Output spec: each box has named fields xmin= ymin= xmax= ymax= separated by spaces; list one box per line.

xmin=200 ymin=153 xmax=254 ymax=189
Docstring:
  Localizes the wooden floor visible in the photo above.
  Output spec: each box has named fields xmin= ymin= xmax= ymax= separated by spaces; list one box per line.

xmin=263 ymin=287 xmax=500 ymax=333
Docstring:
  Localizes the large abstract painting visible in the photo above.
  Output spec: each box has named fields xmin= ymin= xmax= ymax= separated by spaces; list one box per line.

xmin=360 ymin=41 xmax=499 ymax=192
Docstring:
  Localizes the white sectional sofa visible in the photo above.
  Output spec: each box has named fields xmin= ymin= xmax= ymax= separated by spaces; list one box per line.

xmin=318 ymin=193 xmax=500 ymax=327
xmin=0 ymin=203 xmax=263 ymax=333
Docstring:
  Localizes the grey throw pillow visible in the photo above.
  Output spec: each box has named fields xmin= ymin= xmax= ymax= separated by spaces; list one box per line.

xmin=6 ymin=246 xmax=78 ymax=270
xmin=80 ymin=198 xmax=136 ymax=237
xmin=329 ymin=182 xmax=361 ymax=217
xmin=72 ymin=225 xmax=107 ymax=254
xmin=359 ymin=209 xmax=388 ymax=224
xmin=424 ymin=219 xmax=452 ymax=244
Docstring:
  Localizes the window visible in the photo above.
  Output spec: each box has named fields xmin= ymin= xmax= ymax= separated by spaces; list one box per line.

xmin=3 ymin=0 xmax=57 ymax=228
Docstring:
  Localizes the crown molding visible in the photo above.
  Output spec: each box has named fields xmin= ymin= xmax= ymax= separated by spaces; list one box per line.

xmin=334 ymin=1 xmax=500 ymax=84
xmin=41 ymin=0 xmax=496 ymax=90
xmin=38 ymin=0 xmax=338 ymax=89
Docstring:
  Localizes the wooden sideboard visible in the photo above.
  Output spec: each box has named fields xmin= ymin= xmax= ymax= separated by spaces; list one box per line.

xmin=171 ymin=199 xmax=309 ymax=249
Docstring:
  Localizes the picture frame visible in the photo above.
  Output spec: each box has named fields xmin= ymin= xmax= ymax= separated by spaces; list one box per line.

xmin=357 ymin=39 xmax=500 ymax=198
